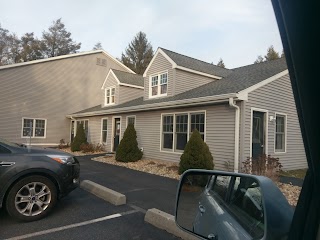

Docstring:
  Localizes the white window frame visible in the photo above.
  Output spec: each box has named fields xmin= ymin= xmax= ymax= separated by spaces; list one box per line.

xmin=21 ymin=118 xmax=47 ymax=139
xmin=175 ymin=113 xmax=189 ymax=151
xmin=126 ymin=115 xmax=136 ymax=127
xmin=161 ymin=114 xmax=175 ymax=152
xmin=160 ymin=110 xmax=206 ymax=154
xmin=101 ymin=118 xmax=108 ymax=144
xmin=149 ymin=71 xmax=168 ymax=98
xmin=104 ymin=86 xmax=116 ymax=106
xmin=274 ymin=113 xmax=287 ymax=153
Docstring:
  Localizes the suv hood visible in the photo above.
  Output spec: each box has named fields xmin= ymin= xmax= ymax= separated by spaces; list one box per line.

xmin=17 ymin=146 xmax=73 ymax=156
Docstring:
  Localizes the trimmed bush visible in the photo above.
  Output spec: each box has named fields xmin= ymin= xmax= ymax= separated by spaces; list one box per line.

xmin=80 ymin=143 xmax=95 ymax=153
xmin=58 ymin=139 xmax=69 ymax=149
xmin=115 ymin=124 xmax=143 ymax=162
xmin=179 ymin=129 xmax=214 ymax=174
xmin=80 ymin=143 xmax=105 ymax=153
xmin=242 ymin=154 xmax=283 ymax=182
xmin=71 ymin=123 xmax=87 ymax=152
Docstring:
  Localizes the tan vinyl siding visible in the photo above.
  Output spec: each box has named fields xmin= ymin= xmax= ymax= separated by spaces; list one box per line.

xmin=76 ymin=116 xmax=111 ymax=151
xmin=174 ymin=69 xmax=214 ymax=95
xmin=81 ymin=103 xmax=235 ymax=171
xmin=0 ymin=52 xmax=130 ymax=145
xmin=86 ymin=117 xmax=102 ymax=144
xmin=118 ymin=86 xmax=143 ymax=105
xmin=144 ymin=53 xmax=173 ymax=100
xmin=101 ymin=73 xmax=119 ymax=105
xmin=242 ymin=74 xmax=307 ymax=170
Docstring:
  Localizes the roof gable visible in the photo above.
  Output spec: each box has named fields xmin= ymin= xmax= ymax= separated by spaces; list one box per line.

xmin=142 ymin=48 xmax=176 ymax=77
xmin=0 ymin=50 xmax=135 ymax=74
xmin=143 ymin=47 xmax=233 ymax=79
xmin=160 ymin=48 xmax=233 ymax=78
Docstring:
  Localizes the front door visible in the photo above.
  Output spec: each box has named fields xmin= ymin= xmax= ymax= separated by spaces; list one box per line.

xmin=113 ymin=118 xmax=121 ymax=151
xmin=252 ymin=111 xmax=265 ymax=159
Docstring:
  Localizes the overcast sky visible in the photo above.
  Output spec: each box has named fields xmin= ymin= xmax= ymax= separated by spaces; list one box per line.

xmin=0 ymin=0 xmax=283 ymax=68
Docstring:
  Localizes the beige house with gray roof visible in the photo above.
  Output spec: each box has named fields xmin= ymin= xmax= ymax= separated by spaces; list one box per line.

xmin=69 ymin=48 xmax=307 ymax=171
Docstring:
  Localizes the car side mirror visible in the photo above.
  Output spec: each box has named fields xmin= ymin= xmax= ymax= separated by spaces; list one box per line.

xmin=175 ymin=169 xmax=294 ymax=240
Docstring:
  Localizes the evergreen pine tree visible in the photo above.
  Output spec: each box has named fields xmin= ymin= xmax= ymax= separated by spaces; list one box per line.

xmin=179 ymin=130 xmax=214 ymax=174
xmin=71 ymin=123 xmax=87 ymax=151
xmin=115 ymin=124 xmax=143 ymax=162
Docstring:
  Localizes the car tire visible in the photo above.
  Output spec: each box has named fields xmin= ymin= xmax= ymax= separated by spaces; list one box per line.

xmin=6 ymin=175 xmax=57 ymax=222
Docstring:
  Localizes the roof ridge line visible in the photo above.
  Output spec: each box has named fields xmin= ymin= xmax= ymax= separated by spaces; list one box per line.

xmin=159 ymin=47 xmax=231 ymax=71
xmin=231 ymin=57 xmax=286 ymax=70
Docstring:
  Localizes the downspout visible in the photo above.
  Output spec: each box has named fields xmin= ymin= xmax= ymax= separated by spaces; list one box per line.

xmin=229 ymin=98 xmax=240 ymax=173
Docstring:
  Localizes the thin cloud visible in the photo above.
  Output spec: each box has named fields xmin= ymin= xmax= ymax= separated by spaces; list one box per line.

xmin=0 ymin=0 xmax=282 ymax=68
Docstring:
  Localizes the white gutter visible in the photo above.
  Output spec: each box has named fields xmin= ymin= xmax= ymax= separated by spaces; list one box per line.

xmin=68 ymin=93 xmax=237 ymax=118
xmin=229 ymin=97 xmax=240 ymax=173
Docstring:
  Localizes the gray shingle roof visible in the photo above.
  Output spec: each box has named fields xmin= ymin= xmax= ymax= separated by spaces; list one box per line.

xmin=73 ymin=58 xmax=287 ymax=115
xmin=176 ymin=57 xmax=288 ymax=99
xmin=160 ymin=48 xmax=233 ymax=78
xmin=112 ymin=69 xmax=144 ymax=87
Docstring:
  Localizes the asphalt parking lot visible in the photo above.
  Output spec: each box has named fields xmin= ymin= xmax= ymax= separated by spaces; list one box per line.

xmin=78 ymin=155 xmax=179 ymax=215
xmin=0 ymin=181 xmax=179 ymax=239
xmin=0 ymin=188 xmax=179 ymax=240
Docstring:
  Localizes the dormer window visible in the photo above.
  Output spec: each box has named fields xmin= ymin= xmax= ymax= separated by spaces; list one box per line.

xmin=149 ymin=72 xmax=168 ymax=98
xmin=105 ymin=87 xmax=115 ymax=105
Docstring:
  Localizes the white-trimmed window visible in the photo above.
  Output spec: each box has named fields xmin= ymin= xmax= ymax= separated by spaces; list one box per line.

xmin=191 ymin=113 xmax=205 ymax=140
xmin=162 ymin=115 xmax=174 ymax=149
xmin=175 ymin=114 xmax=188 ymax=150
xmin=150 ymin=72 xmax=168 ymax=98
xmin=162 ymin=112 xmax=205 ymax=152
xmin=22 ymin=118 xmax=46 ymax=138
xmin=275 ymin=114 xmax=286 ymax=152
xmin=105 ymin=87 xmax=115 ymax=105
xmin=101 ymin=119 xmax=108 ymax=143
xmin=127 ymin=116 xmax=136 ymax=127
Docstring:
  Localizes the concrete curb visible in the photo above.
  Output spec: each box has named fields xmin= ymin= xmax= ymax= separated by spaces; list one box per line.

xmin=80 ymin=180 xmax=126 ymax=206
xmin=144 ymin=208 xmax=198 ymax=240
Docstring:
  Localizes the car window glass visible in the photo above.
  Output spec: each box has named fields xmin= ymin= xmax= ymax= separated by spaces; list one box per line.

xmin=0 ymin=145 xmax=11 ymax=154
xmin=229 ymin=177 xmax=264 ymax=239
xmin=210 ymin=175 xmax=230 ymax=201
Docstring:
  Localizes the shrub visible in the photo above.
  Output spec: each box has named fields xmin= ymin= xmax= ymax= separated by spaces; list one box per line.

xmin=80 ymin=143 xmax=95 ymax=153
xmin=242 ymin=154 xmax=283 ymax=182
xmin=80 ymin=143 xmax=105 ymax=153
xmin=94 ymin=143 xmax=105 ymax=152
xmin=115 ymin=124 xmax=143 ymax=162
xmin=179 ymin=129 xmax=214 ymax=174
xmin=58 ymin=139 xmax=69 ymax=149
xmin=71 ymin=123 xmax=87 ymax=152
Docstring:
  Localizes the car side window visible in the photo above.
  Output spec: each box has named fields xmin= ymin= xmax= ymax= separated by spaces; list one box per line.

xmin=0 ymin=145 xmax=12 ymax=154
xmin=229 ymin=177 xmax=265 ymax=239
xmin=210 ymin=175 xmax=230 ymax=201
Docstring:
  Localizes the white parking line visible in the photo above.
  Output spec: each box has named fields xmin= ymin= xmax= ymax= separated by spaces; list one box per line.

xmin=5 ymin=209 xmax=138 ymax=240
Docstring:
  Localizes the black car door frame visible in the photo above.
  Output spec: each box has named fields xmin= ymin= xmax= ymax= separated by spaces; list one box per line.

xmin=271 ymin=0 xmax=320 ymax=239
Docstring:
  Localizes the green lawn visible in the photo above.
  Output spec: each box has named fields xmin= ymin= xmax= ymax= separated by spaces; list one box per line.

xmin=280 ymin=168 xmax=308 ymax=179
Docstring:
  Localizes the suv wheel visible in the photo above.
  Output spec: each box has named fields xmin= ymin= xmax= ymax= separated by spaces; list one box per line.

xmin=6 ymin=175 xmax=57 ymax=221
